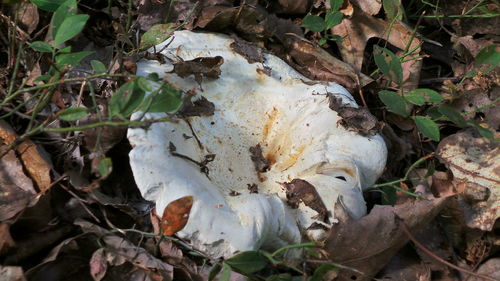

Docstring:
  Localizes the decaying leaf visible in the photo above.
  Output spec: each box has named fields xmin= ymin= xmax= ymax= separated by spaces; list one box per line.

xmin=324 ymin=196 xmax=450 ymax=281
xmin=328 ymin=95 xmax=381 ymax=136
xmin=437 ymin=129 xmax=499 ymax=231
xmin=249 ymin=144 xmax=271 ymax=173
xmin=279 ymin=179 xmax=330 ymax=223
xmin=0 ymin=223 xmax=15 ymax=255
xmin=230 ymin=37 xmax=264 ymax=64
xmin=0 ymin=266 xmax=26 ymax=281
xmin=349 ymin=0 xmax=382 ymax=15
xmin=0 ymin=120 xmax=52 ymax=193
xmin=161 ymin=196 xmax=193 ymax=236
xmin=177 ymin=96 xmax=215 ymax=117
xmin=331 ymin=5 xmax=421 ymax=88
xmin=90 ymin=248 xmax=108 ymax=281
xmin=171 ymin=56 xmax=224 ymax=85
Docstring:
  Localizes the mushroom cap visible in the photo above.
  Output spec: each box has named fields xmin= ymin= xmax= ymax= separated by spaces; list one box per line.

xmin=128 ymin=31 xmax=387 ymax=257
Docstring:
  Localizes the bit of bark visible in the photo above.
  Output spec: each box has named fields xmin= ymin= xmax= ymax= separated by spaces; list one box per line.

xmin=328 ymin=95 xmax=381 ymax=136
xmin=249 ymin=144 xmax=271 ymax=173
xmin=278 ymin=179 xmax=330 ymax=223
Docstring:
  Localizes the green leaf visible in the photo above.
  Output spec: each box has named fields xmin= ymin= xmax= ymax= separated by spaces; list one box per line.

xmin=51 ymin=0 xmax=77 ymax=37
xmin=330 ymin=0 xmax=343 ymax=11
xmin=266 ymin=273 xmax=292 ymax=281
xmin=59 ymin=106 xmax=88 ymax=121
xmin=142 ymin=83 xmax=183 ymax=113
xmin=381 ymin=186 xmax=397 ymax=205
xmin=413 ymin=116 xmax=440 ymax=141
xmin=208 ymin=264 xmax=222 ymax=281
xmin=34 ymin=74 xmax=51 ymax=82
xmin=109 ymin=81 xmax=146 ymax=118
xmin=225 ymin=251 xmax=268 ymax=274
xmin=58 ymin=46 xmax=72 ymax=53
xmin=55 ymin=51 xmax=93 ymax=66
xmin=374 ymin=46 xmax=403 ymax=85
xmin=468 ymin=122 xmax=495 ymax=140
xmin=140 ymin=23 xmax=176 ymax=50
xmin=309 ymin=264 xmax=338 ymax=281
xmin=438 ymin=105 xmax=467 ymax=127
xmin=301 ymin=15 xmax=326 ymax=32
xmin=53 ymin=14 xmax=89 ymax=46
xmin=91 ymin=60 xmax=107 ymax=73
xmin=379 ymin=90 xmax=409 ymax=117
xmin=383 ymin=0 xmax=403 ymax=20
xmin=475 ymin=44 xmax=500 ymax=73
xmin=30 ymin=0 xmax=65 ymax=11
xmin=404 ymin=88 xmax=443 ymax=105
xmin=325 ymin=11 xmax=343 ymax=29
xmin=219 ymin=264 xmax=232 ymax=281
xmin=30 ymin=41 xmax=54 ymax=53
xmin=98 ymin=157 xmax=113 ymax=178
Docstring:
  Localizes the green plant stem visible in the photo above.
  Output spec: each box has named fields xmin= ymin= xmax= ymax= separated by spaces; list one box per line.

xmin=7 ymin=43 xmax=23 ymax=96
xmin=42 ymin=117 xmax=171 ymax=133
xmin=371 ymin=177 xmax=419 ymax=188
xmin=422 ymin=13 xmax=499 ymax=18
xmin=270 ymin=242 xmax=318 ymax=258
xmin=2 ymin=73 xmax=125 ymax=106
xmin=403 ymin=152 xmax=434 ymax=180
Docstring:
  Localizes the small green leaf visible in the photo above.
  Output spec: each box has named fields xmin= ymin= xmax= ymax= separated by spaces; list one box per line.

xmin=438 ymin=105 xmax=467 ymax=127
xmin=475 ymin=44 xmax=500 ymax=73
xmin=140 ymin=23 xmax=176 ymax=50
xmin=98 ymin=157 xmax=113 ymax=178
xmin=225 ymin=251 xmax=268 ymax=274
xmin=29 ymin=41 xmax=54 ymax=53
xmin=142 ymin=83 xmax=183 ymax=113
xmin=319 ymin=38 xmax=327 ymax=45
xmin=379 ymin=90 xmax=409 ymax=117
xmin=219 ymin=264 xmax=232 ymax=281
xmin=58 ymin=46 xmax=72 ymax=53
xmin=53 ymin=14 xmax=89 ymax=46
xmin=34 ymin=74 xmax=51 ymax=82
xmin=301 ymin=15 xmax=326 ymax=32
xmin=330 ymin=0 xmax=343 ymax=11
xmin=381 ymin=186 xmax=397 ymax=205
xmin=55 ymin=51 xmax=93 ymax=66
xmin=325 ymin=11 xmax=343 ymax=29
xmin=109 ymin=81 xmax=146 ymax=118
xmin=30 ymin=0 xmax=65 ymax=11
xmin=413 ymin=116 xmax=440 ymax=141
xmin=374 ymin=46 xmax=403 ymax=85
xmin=59 ymin=106 xmax=88 ymax=121
xmin=404 ymin=88 xmax=443 ymax=105
xmin=51 ymin=0 xmax=77 ymax=37
xmin=91 ymin=60 xmax=107 ymax=73
xmin=383 ymin=0 xmax=403 ymax=20
xmin=309 ymin=264 xmax=338 ymax=281
xmin=208 ymin=264 xmax=222 ymax=281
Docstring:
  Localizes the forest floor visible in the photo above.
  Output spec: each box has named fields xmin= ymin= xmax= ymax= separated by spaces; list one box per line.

xmin=0 ymin=0 xmax=499 ymax=280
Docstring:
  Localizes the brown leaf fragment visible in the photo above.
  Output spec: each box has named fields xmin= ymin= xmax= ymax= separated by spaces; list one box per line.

xmin=376 ymin=251 xmax=431 ymax=281
xmin=328 ymin=94 xmax=382 ymax=136
xmin=229 ymin=190 xmax=241 ymax=196
xmin=437 ymin=129 xmax=499 ymax=231
xmin=332 ymin=5 xmax=421 ymax=72
xmin=249 ymin=144 xmax=271 ymax=173
xmin=17 ymin=2 xmax=39 ymax=34
xmin=171 ymin=56 xmax=224 ymax=85
xmin=349 ymin=0 xmax=382 ymax=15
xmin=278 ymin=179 xmax=330 ymax=223
xmin=161 ymin=196 xmax=193 ymax=236
xmin=177 ymin=96 xmax=215 ymax=117
xmin=324 ymin=196 xmax=450 ymax=281
xmin=90 ymin=248 xmax=108 ymax=281
xmin=468 ymin=258 xmax=500 ymax=281
xmin=0 ymin=266 xmax=26 ymax=281
xmin=247 ymin=183 xmax=259 ymax=193
xmin=230 ymin=37 xmax=263 ymax=64
xmin=267 ymin=0 xmax=312 ymax=14
xmin=0 ymin=224 xmax=15 ymax=255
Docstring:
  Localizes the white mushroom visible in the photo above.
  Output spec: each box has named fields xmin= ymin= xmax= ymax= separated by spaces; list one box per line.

xmin=128 ymin=31 xmax=387 ymax=258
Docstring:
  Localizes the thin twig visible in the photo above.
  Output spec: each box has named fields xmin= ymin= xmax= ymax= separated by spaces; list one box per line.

xmin=399 ymin=217 xmax=498 ymax=281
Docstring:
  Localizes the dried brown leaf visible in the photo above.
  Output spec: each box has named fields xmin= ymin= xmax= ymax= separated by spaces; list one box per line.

xmin=328 ymin=95 xmax=381 ymax=136
xmin=90 ymin=248 xmax=108 ymax=281
xmin=17 ymin=2 xmax=38 ymax=35
xmin=437 ymin=129 xmax=499 ymax=231
xmin=324 ymin=197 xmax=450 ymax=281
xmin=279 ymin=179 xmax=330 ymax=222
xmin=332 ymin=5 xmax=421 ymax=73
xmin=349 ymin=0 xmax=382 ymax=15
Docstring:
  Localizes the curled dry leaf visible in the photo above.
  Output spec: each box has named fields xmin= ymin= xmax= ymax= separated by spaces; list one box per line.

xmin=349 ymin=0 xmax=382 ymax=15
xmin=329 ymin=95 xmax=381 ymax=136
xmin=161 ymin=196 xmax=194 ymax=236
xmin=279 ymin=179 xmax=330 ymax=223
xmin=331 ymin=5 xmax=421 ymax=76
xmin=0 ymin=120 xmax=52 ymax=193
xmin=437 ymin=129 xmax=499 ymax=231
xmin=171 ymin=56 xmax=224 ymax=85
xmin=324 ymin=196 xmax=450 ymax=281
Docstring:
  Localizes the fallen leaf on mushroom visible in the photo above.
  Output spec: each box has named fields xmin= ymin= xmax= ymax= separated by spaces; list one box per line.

xmin=128 ymin=31 xmax=387 ymax=258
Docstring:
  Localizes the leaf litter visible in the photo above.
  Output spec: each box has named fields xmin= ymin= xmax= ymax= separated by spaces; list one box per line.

xmin=1 ymin=0 xmax=500 ymax=280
